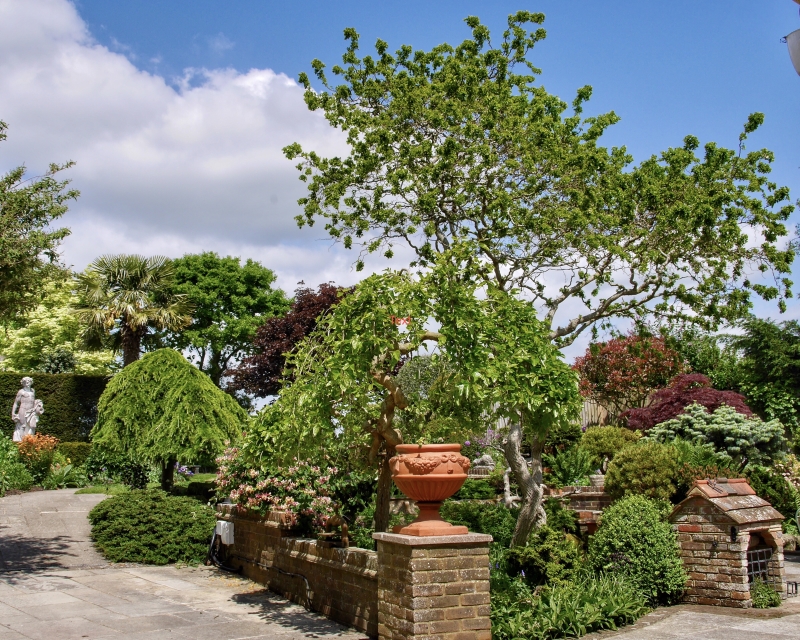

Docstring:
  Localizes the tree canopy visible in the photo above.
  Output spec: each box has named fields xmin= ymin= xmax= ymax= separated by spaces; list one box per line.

xmin=155 ymin=252 xmax=290 ymax=387
xmin=0 ymin=121 xmax=76 ymax=325
xmin=92 ymin=348 xmax=246 ymax=489
xmin=0 ymin=277 xmax=115 ymax=375
xmin=285 ymin=12 xmax=795 ymax=345
xmin=73 ymin=255 xmax=193 ymax=367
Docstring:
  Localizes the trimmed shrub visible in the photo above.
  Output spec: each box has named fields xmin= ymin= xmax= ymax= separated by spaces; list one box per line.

xmin=0 ymin=372 xmax=107 ymax=441
xmin=605 ymin=442 xmax=681 ymax=502
xmin=589 ymin=495 xmax=686 ymax=605
xmin=506 ymin=526 xmax=584 ymax=586
xmin=580 ymin=426 xmax=641 ymax=473
xmin=57 ymin=442 xmax=92 ymax=466
xmin=88 ymin=489 xmax=215 ymax=564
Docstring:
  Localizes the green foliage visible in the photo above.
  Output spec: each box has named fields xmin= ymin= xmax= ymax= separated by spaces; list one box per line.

xmin=287 ymin=17 xmax=795 ymax=346
xmin=644 ymin=403 xmax=786 ymax=468
xmin=0 ymin=372 xmax=107 ymax=441
xmin=506 ymin=526 xmax=584 ymax=586
xmin=0 ymin=278 xmax=116 ymax=375
xmin=605 ymin=442 xmax=681 ymax=502
xmin=543 ymin=420 xmax=583 ymax=455
xmin=0 ymin=121 xmax=77 ymax=325
xmin=57 ymin=442 xmax=92 ymax=466
xmin=581 ymin=426 xmax=641 ymax=473
xmin=73 ymin=255 xmax=194 ymax=367
xmin=93 ymin=349 xmax=246 ymax=468
xmin=440 ymin=501 xmax=518 ymax=547
xmin=88 ymin=489 xmax=215 ymax=564
xmin=589 ymin=495 xmax=686 ymax=605
xmin=544 ymin=446 xmax=596 ymax=487
xmin=156 ymin=252 xmax=290 ymax=387
xmin=750 ymin=578 xmax=782 ymax=608
xmin=0 ymin=435 xmax=33 ymax=495
xmin=84 ymin=446 xmax=148 ymax=488
xmin=491 ymin=571 xmax=647 ymax=640
xmin=42 ymin=463 xmax=86 ymax=489
xmin=746 ymin=465 xmax=799 ymax=523
xmin=453 ymin=478 xmax=496 ymax=500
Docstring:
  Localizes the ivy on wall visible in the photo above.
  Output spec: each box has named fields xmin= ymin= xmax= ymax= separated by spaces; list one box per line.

xmin=0 ymin=372 xmax=108 ymax=442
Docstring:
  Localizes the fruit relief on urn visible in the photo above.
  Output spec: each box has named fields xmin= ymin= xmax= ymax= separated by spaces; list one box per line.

xmin=389 ymin=443 xmax=471 ymax=536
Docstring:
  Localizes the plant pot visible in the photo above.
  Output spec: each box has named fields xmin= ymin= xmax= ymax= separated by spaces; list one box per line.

xmin=389 ymin=443 xmax=471 ymax=536
xmin=589 ymin=474 xmax=605 ymax=489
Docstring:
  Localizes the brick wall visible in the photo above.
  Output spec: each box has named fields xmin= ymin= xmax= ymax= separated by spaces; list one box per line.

xmin=216 ymin=505 xmax=379 ymax=636
xmin=373 ymin=532 xmax=492 ymax=640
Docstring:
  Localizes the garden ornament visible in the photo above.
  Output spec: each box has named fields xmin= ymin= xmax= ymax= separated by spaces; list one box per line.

xmin=472 ymin=453 xmax=495 ymax=471
xmin=11 ymin=377 xmax=44 ymax=442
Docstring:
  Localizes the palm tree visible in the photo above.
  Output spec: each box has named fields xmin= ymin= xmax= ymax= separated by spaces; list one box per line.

xmin=73 ymin=255 xmax=194 ymax=367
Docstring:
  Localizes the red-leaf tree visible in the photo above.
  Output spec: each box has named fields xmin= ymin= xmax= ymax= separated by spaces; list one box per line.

xmin=573 ymin=335 xmax=686 ymax=423
xmin=622 ymin=373 xmax=754 ymax=431
xmin=228 ymin=283 xmax=346 ymax=397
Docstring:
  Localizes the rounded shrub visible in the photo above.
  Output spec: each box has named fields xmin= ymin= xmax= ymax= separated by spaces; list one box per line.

xmin=589 ymin=495 xmax=686 ymax=605
xmin=580 ymin=426 xmax=641 ymax=473
xmin=605 ymin=442 xmax=680 ymax=502
xmin=89 ymin=489 xmax=215 ymax=564
xmin=506 ymin=525 xmax=584 ymax=586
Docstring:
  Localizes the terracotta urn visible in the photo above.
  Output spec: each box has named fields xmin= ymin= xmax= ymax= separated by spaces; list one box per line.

xmin=389 ymin=443 xmax=471 ymax=536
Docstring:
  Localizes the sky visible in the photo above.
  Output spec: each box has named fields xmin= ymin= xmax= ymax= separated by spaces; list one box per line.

xmin=1 ymin=0 xmax=799 ymax=359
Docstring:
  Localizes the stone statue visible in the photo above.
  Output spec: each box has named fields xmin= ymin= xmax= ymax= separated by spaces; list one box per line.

xmin=11 ymin=377 xmax=43 ymax=442
xmin=472 ymin=453 xmax=495 ymax=471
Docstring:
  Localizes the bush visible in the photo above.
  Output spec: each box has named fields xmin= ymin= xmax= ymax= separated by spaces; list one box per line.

xmin=746 ymin=465 xmax=799 ymax=523
xmin=491 ymin=571 xmax=647 ymax=640
xmin=544 ymin=446 xmax=596 ymax=487
xmin=440 ymin=500 xmax=518 ymax=547
xmin=589 ymin=495 xmax=686 ymax=605
xmin=506 ymin=526 xmax=584 ymax=586
xmin=750 ymin=578 xmax=781 ymax=608
xmin=88 ymin=489 xmax=215 ymax=564
xmin=57 ymin=442 xmax=92 ymax=466
xmin=645 ymin=403 xmax=786 ymax=468
xmin=0 ymin=372 xmax=107 ymax=441
xmin=605 ymin=442 xmax=681 ymax=502
xmin=85 ymin=446 xmax=148 ymax=488
xmin=453 ymin=478 xmax=496 ymax=500
xmin=543 ymin=498 xmax=579 ymax=536
xmin=17 ymin=434 xmax=60 ymax=483
xmin=544 ymin=420 xmax=583 ymax=455
xmin=581 ymin=426 xmax=641 ymax=473
xmin=0 ymin=435 xmax=34 ymax=495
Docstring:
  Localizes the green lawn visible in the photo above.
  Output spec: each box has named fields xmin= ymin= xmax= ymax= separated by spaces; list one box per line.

xmin=76 ymin=484 xmax=130 ymax=495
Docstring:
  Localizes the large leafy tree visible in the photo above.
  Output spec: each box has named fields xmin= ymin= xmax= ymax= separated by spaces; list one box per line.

xmin=93 ymin=348 xmax=247 ymax=490
xmin=284 ymin=12 xmax=795 ymax=537
xmin=285 ymin=12 xmax=794 ymax=342
xmin=73 ymin=255 xmax=193 ymax=367
xmin=0 ymin=276 xmax=115 ymax=375
xmin=270 ymin=257 xmax=580 ymax=543
xmin=229 ymin=283 xmax=344 ymax=397
xmin=154 ymin=252 xmax=290 ymax=387
xmin=0 ymin=121 xmax=76 ymax=325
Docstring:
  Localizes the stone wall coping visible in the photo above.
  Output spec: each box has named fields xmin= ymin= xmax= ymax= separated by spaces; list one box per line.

xmin=372 ymin=532 xmax=493 ymax=546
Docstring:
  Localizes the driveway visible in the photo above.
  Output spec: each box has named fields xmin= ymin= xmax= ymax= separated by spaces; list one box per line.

xmin=0 ymin=489 xmax=366 ymax=639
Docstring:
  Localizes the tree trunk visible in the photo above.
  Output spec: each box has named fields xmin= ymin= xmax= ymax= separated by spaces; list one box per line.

xmin=504 ymin=421 xmax=547 ymax=547
xmin=160 ymin=457 xmax=176 ymax=492
xmin=374 ymin=444 xmax=395 ymax=533
xmin=121 ymin=323 xmax=142 ymax=367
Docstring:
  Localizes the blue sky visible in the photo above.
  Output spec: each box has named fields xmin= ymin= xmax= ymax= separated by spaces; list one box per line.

xmin=1 ymin=1 xmax=799 ymax=357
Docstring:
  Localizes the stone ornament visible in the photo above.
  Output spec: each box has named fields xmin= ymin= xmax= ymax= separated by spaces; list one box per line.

xmin=11 ymin=377 xmax=44 ymax=442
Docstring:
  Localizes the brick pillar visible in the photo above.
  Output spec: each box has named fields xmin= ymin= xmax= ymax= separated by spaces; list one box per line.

xmin=373 ymin=532 xmax=492 ymax=640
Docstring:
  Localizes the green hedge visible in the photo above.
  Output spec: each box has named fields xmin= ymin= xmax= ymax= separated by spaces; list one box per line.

xmin=0 ymin=373 xmax=108 ymax=442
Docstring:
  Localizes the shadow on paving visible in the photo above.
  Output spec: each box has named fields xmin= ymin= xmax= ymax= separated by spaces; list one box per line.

xmin=0 ymin=527 xmax=85 ymax=571
xmin=231 ymin=588 xmax=369 ymax=638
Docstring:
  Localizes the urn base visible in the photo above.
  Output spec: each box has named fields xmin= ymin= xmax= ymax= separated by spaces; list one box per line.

xmin=392 ymin=501 xmax=469 ymax=537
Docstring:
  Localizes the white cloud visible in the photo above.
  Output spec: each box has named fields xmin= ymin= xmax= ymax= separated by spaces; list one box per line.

xmin=208 ymin=33 xmax=235 ymax=54
xmin=0 ymin=0 xmax=351 ymax=287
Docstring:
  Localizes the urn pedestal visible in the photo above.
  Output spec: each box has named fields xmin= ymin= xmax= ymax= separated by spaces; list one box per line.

xmin=389 ymin=443 xmax=471 ymax=536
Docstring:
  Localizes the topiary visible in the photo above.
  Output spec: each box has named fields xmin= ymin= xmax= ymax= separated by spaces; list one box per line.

xmin=589 ymin=494 xmax=686 ymax=605
xmin=645 ymin=403 xmax=786 ymax=469
xmin=605 ymin=442 xmax=681 ymax=502
xmin=88 ymin=489 xmax=215 ymax=564
xmin=506 ymin=525 xmax=584 ymax=586
xmin=580 ymin=426 xmax=641 ymax=473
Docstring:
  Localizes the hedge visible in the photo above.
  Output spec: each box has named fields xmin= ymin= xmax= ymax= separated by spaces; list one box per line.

xmin=0 ymin=372 xmax=108 ymax=442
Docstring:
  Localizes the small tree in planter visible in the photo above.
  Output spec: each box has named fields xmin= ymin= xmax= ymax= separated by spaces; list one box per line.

xmin=92 ymin=349 xmax=247 ymax=490
xmin=267 ymin=254 xmax=581 ymax=544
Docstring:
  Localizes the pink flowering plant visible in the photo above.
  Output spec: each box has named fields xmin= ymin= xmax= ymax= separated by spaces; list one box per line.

xmin=216 ymin=445 xmax=336 ymax=533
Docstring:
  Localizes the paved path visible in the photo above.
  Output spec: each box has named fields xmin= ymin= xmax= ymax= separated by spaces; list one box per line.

xmin=0 ymin=490 xmax=366 ymax=639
